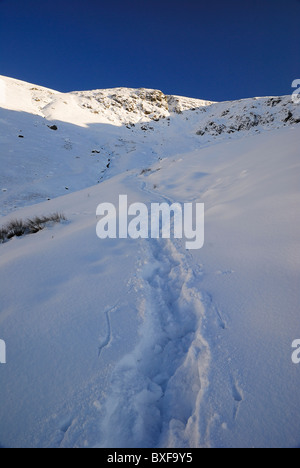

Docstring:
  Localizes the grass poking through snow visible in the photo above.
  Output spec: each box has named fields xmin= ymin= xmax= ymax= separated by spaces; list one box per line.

xmin=0 ymin=213 xmax=66 ymax=244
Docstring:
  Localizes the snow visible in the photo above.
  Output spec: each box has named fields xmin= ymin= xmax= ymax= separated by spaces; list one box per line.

xmin=0 ymin=76 xmax=300 ymax=448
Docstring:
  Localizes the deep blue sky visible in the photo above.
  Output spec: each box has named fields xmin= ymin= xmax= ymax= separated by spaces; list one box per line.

xmin=0 ymin=0 xmax=299 ymax=101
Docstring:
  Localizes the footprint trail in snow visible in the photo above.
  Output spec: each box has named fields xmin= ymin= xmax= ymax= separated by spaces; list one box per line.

xmin=98 ymin=238 xmax=211 ymax=448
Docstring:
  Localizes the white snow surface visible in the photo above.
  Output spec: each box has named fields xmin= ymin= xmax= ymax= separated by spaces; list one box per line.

xmin=0 ymin=75 xmax=300 ymax=448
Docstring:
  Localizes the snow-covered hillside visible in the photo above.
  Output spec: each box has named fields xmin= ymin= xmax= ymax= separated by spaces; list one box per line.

xmin=0 ymin=75 xmax=299 ymax=217
xmin=0 ymin=76 xmax=300 ymax=448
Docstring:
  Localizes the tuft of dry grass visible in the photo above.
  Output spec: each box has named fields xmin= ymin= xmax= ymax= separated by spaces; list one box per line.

xmin=0 ymin=213 xmax=66 ymax=244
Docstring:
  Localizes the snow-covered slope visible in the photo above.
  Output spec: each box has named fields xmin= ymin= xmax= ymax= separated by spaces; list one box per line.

xmin=0 ymin=75 xmax=212 ymax=124
xmin=1 ymin=75 xmax=299 ymax=217
xmin=0 ymin=76 xmax=300 ymax=448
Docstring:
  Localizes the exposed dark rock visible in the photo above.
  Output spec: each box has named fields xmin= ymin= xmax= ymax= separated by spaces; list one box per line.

xmin=283 ymin=111 xmax=293 ymax=123
xmin=267 ymin=98 xmax=282 ymax=107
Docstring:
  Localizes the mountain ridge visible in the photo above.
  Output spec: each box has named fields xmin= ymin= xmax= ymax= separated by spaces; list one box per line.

xmin=0 ymin=75 xmax=299 ymax=216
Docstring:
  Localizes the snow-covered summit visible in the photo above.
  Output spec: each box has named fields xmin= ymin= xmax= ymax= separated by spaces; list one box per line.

xmin=1 ymin=75 xmax=299 ymax=216
xmin=72 ymin=87 xmax=213 ymax=125
xmin=0 ymin=75 xmax=213 ymax=127
xmin=1 ymin=74 xmax=298 ymax=133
